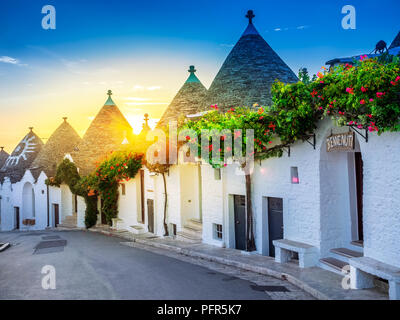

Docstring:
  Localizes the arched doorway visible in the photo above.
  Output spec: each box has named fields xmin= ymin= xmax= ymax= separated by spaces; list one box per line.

xmin=319 ymin=128 xmax=363 ymax=256
xmin=22 ymin=182 xmax=35 ymax=221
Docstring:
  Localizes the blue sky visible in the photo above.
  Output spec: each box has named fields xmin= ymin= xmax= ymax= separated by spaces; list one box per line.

xmin=0 ymin=0 xmax=399 ymax=151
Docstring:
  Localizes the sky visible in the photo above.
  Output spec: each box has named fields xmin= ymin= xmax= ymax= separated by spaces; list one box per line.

xmin=0 ymin=0 xmax=399 ymax=152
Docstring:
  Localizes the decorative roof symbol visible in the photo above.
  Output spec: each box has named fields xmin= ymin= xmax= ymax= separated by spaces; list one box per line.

xmin=186 ymin=65 xmax=201 ymax=83
xmin=246 ymin=10 xmax=255 ymax=24
xmin=104 ymin=89 xmax=116 ymax=106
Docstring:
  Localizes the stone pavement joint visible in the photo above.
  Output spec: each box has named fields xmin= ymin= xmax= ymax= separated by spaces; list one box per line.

xmin=87 ymin=226 xmax=387 ymax=300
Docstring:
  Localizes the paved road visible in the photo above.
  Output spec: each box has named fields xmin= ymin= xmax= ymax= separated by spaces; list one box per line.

xmin=0 ymin=230 xmax=312 ymax=300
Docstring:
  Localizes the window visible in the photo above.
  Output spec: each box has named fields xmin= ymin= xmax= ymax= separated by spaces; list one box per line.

xmin=214 ymin=168 xmax=221 ymax=180
xmin=169 ymin=223 xmax=177 ymax=236
xmin=290 ymin=167 xmax=299 ymax=184
xmin=121 ymin=183 xmax=126 ymax=195
xmin=213 ymin=223 xmax=223 ymax=240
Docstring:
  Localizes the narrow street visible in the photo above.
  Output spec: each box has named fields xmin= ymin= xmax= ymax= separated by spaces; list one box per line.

xmin=0 ymin=230 xmax=312 ymax=300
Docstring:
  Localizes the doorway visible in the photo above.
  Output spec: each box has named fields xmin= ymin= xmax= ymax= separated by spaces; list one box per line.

xmin=355 ymin=152 xmax=364 ymax=241
xmin=101 ymin=198 xmax=107 ymax=224
xmin=233 ymin=195 xmax=246 ymax=250
xmin=139 ymin=170 xmax=145 ymax=223
xmin=14 ymin=207 xmax=20 ymax=230
xmin=53 ymin=204 xmax=59 ymax=227
xmin=267 ymin=197 xmax=284 ymax=257
xmin=147 ymin=199 xmax=154 ymax=233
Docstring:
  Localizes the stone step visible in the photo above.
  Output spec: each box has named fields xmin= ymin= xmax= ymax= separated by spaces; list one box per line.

xmin=320 ymin=257 xmax=349 ymax=273
xmin=176 ymin=231 xmax=202 ymax=243
xmin=351 ymin=240 xmax=364 ymax=248
xmin=330 ymin=247 xmax=363 ymax=259
xmin=181 ymin=225 xmax=202 ymax=237
xmin=186 ymin=218 xmax=202 ymax=228
xmin=127 ymin=225 xmax=146 ymax=234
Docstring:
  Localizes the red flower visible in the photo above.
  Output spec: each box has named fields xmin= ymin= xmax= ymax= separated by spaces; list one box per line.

xmin=360 ymin=99 xmax=366 ymax=105
xmin=376 ymin=92 xmax=385 ymax=98
xmin=346 ymin=87 xmax=354 ymax=94
xmin=110 ymin=166 xmax=114 ymax=170
xmin=361 ymin=86 xmax=367 ymax=92
xmin=311 ymin=90 xmax=318 ymax=97
xmin=185 ymin=136 xmax=190 ymax=141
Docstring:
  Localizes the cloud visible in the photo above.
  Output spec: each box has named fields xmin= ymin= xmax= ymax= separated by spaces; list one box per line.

xmin=124 ymin=97 xmax=150 ymax=101
xmin=271 ymin=25 xmax=310 ymax=32
xmin=132 ymin=85 xmax=162 ymax=91
xmin=147 ymin=86 xmax=161 ymax=91
xmin=296 ymin=25 xmax=309 ymax=30
xmin=0 ymin=56 xmax=27 ymax=66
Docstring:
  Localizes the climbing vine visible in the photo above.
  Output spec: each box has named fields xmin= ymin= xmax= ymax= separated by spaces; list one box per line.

xmin=89 ymin=150 xmax=144 ymax=224
xmin=46 ymin=159 xmax=99 ymax=228
xmin=179 ymin=54 xmax=400 ymax=251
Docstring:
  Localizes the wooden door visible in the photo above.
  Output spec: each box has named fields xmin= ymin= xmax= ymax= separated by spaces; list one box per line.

xmin=140 ymin=170 xmax=145 ymax=223
xmin=147 ymin=199 xmax=154 ymax=233
xmin=234 ymin=195 xmax=246 ymax=250
xmin=53 ymin=204 xmax=59 ymax=227
xmin=14 ymin=207 xmax=20 ymax=230
xmin=355 ymin=152 xmax=364 ymax=241
xmin=268 ymin=197 xmax=283 ymax=257
xmin=101 ymin=199 xmax=107 ymax=224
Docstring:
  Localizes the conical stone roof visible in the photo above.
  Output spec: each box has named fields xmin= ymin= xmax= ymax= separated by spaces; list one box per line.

xmin=30 ymin=117 xmax=82 ymax=178
xmin=0 ymin=128 xmax=43 ymax=183
xmin=72 ymin=90 xmax=134 ymax=176
xmin=157 ymin=66 xmax=207 ymax=128
xmin=0 ymin=147 xmax=9 ymax=169
xmin=389 ymin=31 xmax=400 ymax=49
xmin=204 ymin=10 xmax=298 ymax=112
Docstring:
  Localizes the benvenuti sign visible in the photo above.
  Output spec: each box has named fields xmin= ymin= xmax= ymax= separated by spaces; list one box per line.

xmin=326 ymin=131 xmax=355 ymax=152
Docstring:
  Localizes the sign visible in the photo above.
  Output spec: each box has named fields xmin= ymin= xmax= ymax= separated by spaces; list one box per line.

xmin=326 ymin=132 xmax=355 ymax=152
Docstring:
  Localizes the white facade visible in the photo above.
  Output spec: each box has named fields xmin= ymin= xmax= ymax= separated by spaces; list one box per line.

xmin=198 ymin=118 xmax=400 ymax=273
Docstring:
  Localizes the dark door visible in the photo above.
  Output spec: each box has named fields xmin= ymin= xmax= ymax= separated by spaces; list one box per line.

xmin=14 ymin=207 xmax=20 ymax=230
xmin=101 ymin=199 xmax=107 ymax=224
xmin=147 ymin=199 xmax=154 ymax=233
xmin=53 ymin=204 xmax=59 ymax=227
xmin=355 ymin=152 xmax=364 ymax=241
xmin=140 ymin=170 xmax=145 ymax=223
xmin=234 ymin=195 xmax=246 ymax=250
xmin=268 ymin=197 xmax=283 ymax=257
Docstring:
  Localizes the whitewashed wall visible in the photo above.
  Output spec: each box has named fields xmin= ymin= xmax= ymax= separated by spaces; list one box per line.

xmin=0 ymin=179 xmax=14 ymax=231
xmin=118 ymin=177 xmax=141 ymax=230
xmin=48 ymin=185 xmax=61 ymax=227
xmin=359 ymin=131 xmax=400 ymax=268
xmin=199 ymin=164 xmax=223 ymax=247
xmin=77 ymin=196 xmax=86 ymax=228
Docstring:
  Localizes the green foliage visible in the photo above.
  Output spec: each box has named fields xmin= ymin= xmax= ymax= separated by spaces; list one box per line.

xmin=286 ymin=56 xmax=400 ymax=133
xmin=46 ymin=159 xmax=99 ymax=228
xmin=180 ymin=56 xmax=400 ymax=166
xmin=84 ymin=196 xmax=99 ymax=228
xmin=86 ymin=150 xmax=144 ymax=224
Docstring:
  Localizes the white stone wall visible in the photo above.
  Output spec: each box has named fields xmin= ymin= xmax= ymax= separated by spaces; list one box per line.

xmin=60 ymin=183 xmax=73 ymax=221
xmin=118 ymin=177 xmax=141 ymax=230
xmin=49 ymin=185 xmax=61 ymax=227
xmin=0 ymin=179 xmax=14 ymax=231
xmin=77 ymin=196 xmax=86 ymax=228
xmin=359 ymin=131 xmax=400 ymax=268
xmin=200 ymin=164 xmax=224 ymax=247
